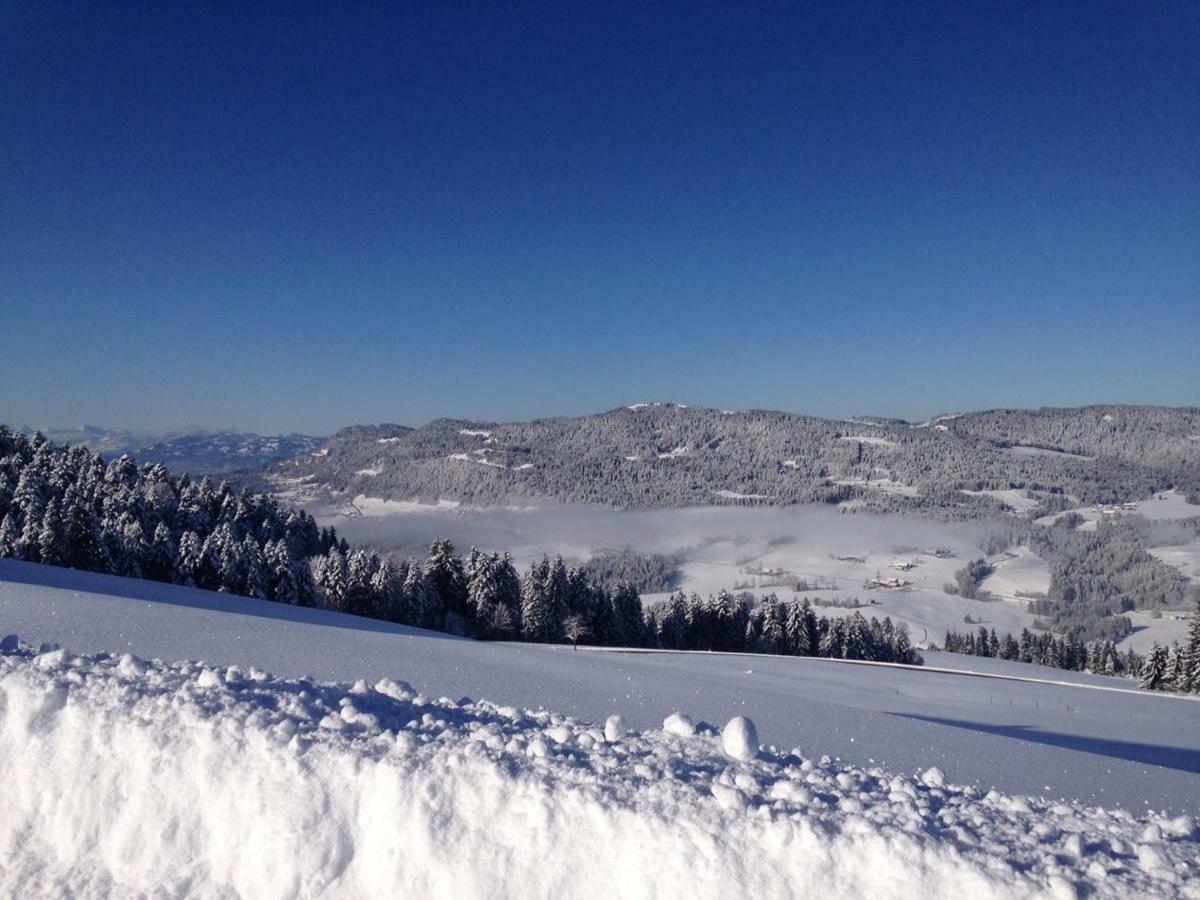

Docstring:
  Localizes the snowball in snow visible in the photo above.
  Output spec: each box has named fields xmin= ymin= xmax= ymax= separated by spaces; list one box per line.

xmin=711 ymin=783 xmax=749 ymax=811
xmin=722 ymin=716 xmax=759 ymax=762
xmin=196 ymin=668 xmax=224 ymax=688
xmin=604 ymin=714 xmax=626 ymax=742
xmin=921 ymin=766 xmax=946 ymax=788
xmin=662 ymin=712 xmax=696 ymax=737
xmin=117 ymin=654 xmax=147 ymax=678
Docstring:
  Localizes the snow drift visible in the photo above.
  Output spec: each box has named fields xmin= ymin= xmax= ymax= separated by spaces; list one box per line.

xmin=1 ymin=641 xmax=1196 ymax=899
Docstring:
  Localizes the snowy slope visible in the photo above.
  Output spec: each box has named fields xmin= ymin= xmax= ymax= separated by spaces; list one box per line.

xmin=3 ymin=641 xmax=1198 ymax=899
xmin=2 ymin=560 xmax=1198 ymax=818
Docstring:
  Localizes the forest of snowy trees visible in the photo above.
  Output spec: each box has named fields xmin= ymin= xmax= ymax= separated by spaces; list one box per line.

xmin=646 ymin=591 xmax=919 ymax=663
xmin=256 ymin=403 xmax=1200 ymax=515
xmin=941 ymin=626 xmax=1139 ymax=676
xmin=0 ymin=427 xmax=920 ymax=664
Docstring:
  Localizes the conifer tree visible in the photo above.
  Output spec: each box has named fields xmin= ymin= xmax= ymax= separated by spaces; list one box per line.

xmin=1141 ymin=643 xmax=1168 ymax=691
xmin=1184 ymin=596 xmax=1200 ymax=693
xmin=520 ymin=558 xmax=555 ymax=642
xmin=37 ymin=499 xmax=64 ymax=566
xmin=613 ymin=582 xmax=645 ymax=647
xmin=425 ymin=539 xmax=467 ymax=627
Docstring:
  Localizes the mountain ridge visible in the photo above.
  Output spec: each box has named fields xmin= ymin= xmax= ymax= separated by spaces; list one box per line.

xmin=257 ymin=403 xmax=1200 ymax=516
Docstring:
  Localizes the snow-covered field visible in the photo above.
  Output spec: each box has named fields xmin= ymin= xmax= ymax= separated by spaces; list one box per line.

xmin=2 ymin=560 xmax=1198 ymax=817
xmin=5 ymin=640 xmax=1198 ymax=898
xmin=2 ymin=561 xmax=1200 ymax=896
xmin=1149 ymin=538 xmax=1200 ymax=584
xmin=1118 ymin=611 xmax=1196 ymax=655
xmin=979 ymin=547 xmax=1051 ymax=601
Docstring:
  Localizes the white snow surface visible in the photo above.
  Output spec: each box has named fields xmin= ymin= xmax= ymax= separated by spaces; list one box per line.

xmin=2 ymin=561 xmax=1199 ymax=821
xmin=2 ymin=638 xmax=1198 ymax=899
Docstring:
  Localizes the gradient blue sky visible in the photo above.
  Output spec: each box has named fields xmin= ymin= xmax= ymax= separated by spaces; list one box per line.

xmin=3 ymin=2 xmax=1197 ymax=434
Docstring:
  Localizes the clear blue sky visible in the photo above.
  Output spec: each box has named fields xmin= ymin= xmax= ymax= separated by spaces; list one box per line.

xmin=2 ymin=2 xmax=1196 ymax=435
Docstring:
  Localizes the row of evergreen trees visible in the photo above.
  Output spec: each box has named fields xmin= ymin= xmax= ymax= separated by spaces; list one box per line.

xmin=941 ymin=607 xmax=1200 ymax=695
xmin=647 ymin=591 xmax=918 ymax=663
xmin=0 ymin=428 xmax=336 ymax=604
xmin=942 ymin=625 xmax=1137 ymax=675
xmin=1138 ymin=627 xmax=1200 ymax=694
xmin=307 ymin=543 xmax=649 ymax=645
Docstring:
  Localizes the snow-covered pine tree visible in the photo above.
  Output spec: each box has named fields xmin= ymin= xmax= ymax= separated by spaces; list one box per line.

xmin=319 ymin=546 xmax=348 ymax=611
xmin=467 ymin=551 xmax=498 ymax=636
xmin=492 ymin=553 xmax=521 ymax=635
xmin=893 ymin=622 xmax=913 ymax=664
xmin=612 ymin=582 xmax=645 ymax=648
xmin=1141 ymin=643 xmax=1168 ymax=691
xmin=844 ymin=612 xmax=872 ymax=660
xmin=345 ymin=549 xmax=375 ymax=615
xmin=175 ymin=530 xmax=203 ymax=586
xmin=590 ymin=587 xmax=616 ymax=645
xmin=1018 ymin=628 xmax=1034 ymax=663
xmin=783 ymin=600 xmax=805 ymax=655
xmin=144 ymin=522 xmax=176 ymax=582
xmin=0 ymin=513 xmax=17 ymax=557
xmin=1164 ymin=643 xmax=1184 ymax=692
xmin=820 ymin=617 xmax=846 ymax=658
xmin=240 ymin=534 xmax=267 ymax=600
xmin=37 ymin=498 xmax=64 ymax=567
xmin=1185 ymin=597 xmax=1200 ymax=693
xmin=398 ymin=560 xmax=426 ymax=626
xmin=425 ymin=539 xmax=467 ymax=629
xmin=758 ymin=594 xmax=784 ymax=654
xmin=520 ymin=557 xmax=555 ymax=642
xmin=546 ymin=556 xmax=570 ymax=630
xmin=266 ymin=539 xmax=300 ymax=605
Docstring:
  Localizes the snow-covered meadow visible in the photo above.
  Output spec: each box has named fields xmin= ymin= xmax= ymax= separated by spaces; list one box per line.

xmin=4 ymin=638 xmax=1197 ymax=898
xmin=2 ymin=560 xmax=1198 ymax=817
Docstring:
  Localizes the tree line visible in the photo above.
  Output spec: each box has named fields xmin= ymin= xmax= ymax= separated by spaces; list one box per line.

xmin=941 ymin=605 xmax=1200 ymax=696
xmin=647 ymin=591 xmax=918 ymax=663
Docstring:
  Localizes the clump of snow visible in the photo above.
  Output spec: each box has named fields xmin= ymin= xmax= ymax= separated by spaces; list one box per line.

xmin=354 ymin=467 xmax=382 ymax=477
xmin=459 ymin=429 xmax=492 ymax=438
xmin=662 ymin=711 xmax=696 ymax=737
xmin=604 ymin=714 xmax=626 ymax=742
xmin=0 ymin=643 xmax=1198 ymax=897
xmin=116 ymin=654 xmax=148 ymax=678
xmin=713 ymin=490 xmax=770 ymax=501
xmin=921 ymin=766 xmax=946 ymax=788
xmin=721 ymin=716 xmax=759 ymax=761
xmin=656 ymin=446 xmax=689 ymax=460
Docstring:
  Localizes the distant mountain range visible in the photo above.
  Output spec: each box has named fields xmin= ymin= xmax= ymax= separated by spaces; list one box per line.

xmin=251 ymin=403 xmax=1200 ymax=517
xmin=13 ymin=425 xmax=325 ymax=475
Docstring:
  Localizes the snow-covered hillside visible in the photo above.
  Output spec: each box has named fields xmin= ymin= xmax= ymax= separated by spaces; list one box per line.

xmin=3 ymin=560 xmax=1198 ymax=820
xmin=3 ymin=638 xmax=1199 ymax=898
